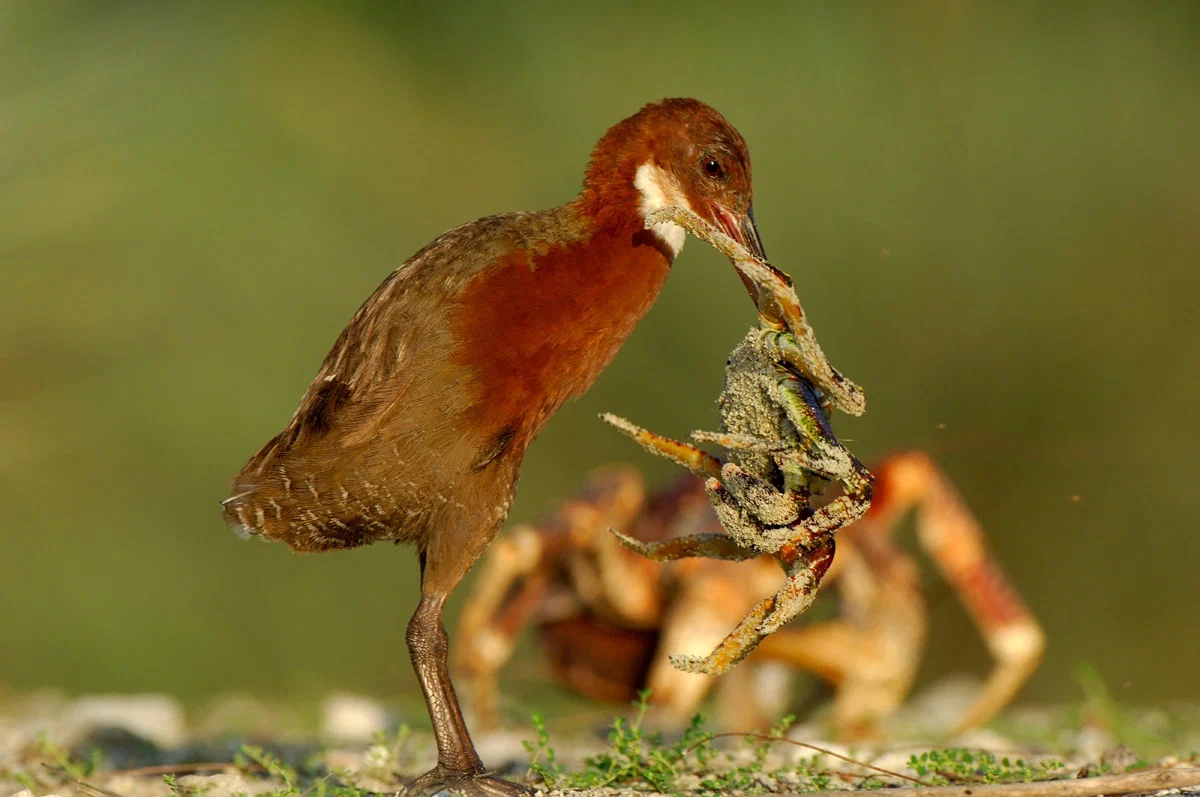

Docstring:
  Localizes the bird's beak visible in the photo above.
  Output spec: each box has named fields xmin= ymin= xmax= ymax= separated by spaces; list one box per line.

xmin=740 ymin=205 xmax=767 ymax=260
xmin=719 ymin=205 xmax=789 ymax=316
xmin=715 ymin=204 xmax=767 ymax=260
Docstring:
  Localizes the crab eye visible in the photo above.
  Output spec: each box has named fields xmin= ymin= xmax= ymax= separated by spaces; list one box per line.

xmin=703 ymin=158 xmax=723 ymax=177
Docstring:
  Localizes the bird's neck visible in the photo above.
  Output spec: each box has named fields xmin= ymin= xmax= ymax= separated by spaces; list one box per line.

xmin=451 ymin=195 xmax=675 ymax=450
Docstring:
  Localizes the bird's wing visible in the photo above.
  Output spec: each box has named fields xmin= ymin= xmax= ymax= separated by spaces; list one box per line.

xmin=222 ymin=212 xmax=535 ymax=546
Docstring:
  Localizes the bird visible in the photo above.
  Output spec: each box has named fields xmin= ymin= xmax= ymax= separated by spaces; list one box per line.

xmin=222 ymin=97 xmax=764 ymax=796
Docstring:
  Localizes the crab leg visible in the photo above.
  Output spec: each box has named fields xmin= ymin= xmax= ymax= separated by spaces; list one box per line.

xmin=768 ymin=371 xmax=858 ymax=481
xmin=600 ymin=413 xmax=722 ymax=479
xmin=609 ymin=527 xmax=758 ymax=562
xmin=691 ymin=429 xmax=839 ymax=477
xmin=454 ymin=466 xmax=651 ymax=726
xmin=868 ymin=451 xmax=1045 ymax=732
xmin=454 ymin=524 xmax=551 ymax=728
xmin=643 ymin=205 xmax=865 ymax=416
xmin=668 ymin=593 xmax=777 ymax=675
xmin=760 ymin=536 xmax=838 ymax=635
xmin=750 ymin=617 xmax=912 ymax=739
xmin=752 ymin=622 xmax=865 ymax=686
xmin=669 ymin=536 xmax=836 ymax=675
xmin=704 ymin=476 xmax=798 ymax=554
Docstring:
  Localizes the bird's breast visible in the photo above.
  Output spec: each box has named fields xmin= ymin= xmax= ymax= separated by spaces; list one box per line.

xmin=451 ymin=225 xmax=673 ymax=443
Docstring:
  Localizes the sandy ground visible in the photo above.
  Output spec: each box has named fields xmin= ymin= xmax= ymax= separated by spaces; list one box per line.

xmin=2 ymin=686 xmax=1198 ymax=797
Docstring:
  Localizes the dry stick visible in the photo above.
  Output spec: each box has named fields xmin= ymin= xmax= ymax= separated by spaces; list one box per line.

xmin=77 ymin=761 xmax=332 ymax=797
xmin=772 ymin=767 xmax=1200 ymax=797
xmin=685 ymin=732 xmax=927 ymax=786
xmin=46 ymin=770 xmax=125 ymax=797
xmin=106 ymin=761 xmax=264 ymax=778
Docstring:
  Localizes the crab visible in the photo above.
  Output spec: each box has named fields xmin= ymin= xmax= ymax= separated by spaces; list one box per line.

xmin=594 ymin=204 xmax=877 ymax=677
xmin=454 ymin=457 xmax=1044 ymax=737
xmin=455 ymin=206 xmax=1042 ymax=735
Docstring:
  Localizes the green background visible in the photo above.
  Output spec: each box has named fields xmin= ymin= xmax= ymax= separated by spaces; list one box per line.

xmin=1 ymin=1 xmax=1197 ymax=724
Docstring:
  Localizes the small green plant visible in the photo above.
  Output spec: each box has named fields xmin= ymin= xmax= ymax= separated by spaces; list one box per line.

xmin=526 ymin=689 xmax=713 ymax=791
xmin=525 ymin=693 xmax=867 ymax=795
xmin=36 ymin=733 xmax=102 ymax=781
xmin=523 ymin=709 xmax=566 ymax=786
xmin=235 ymin=746 xmax=378 ymax=797
xmin=523 ymin=692 xmax=1104 ymax=795
xmin=361 ymin=723 xmax=412 ymax=783
xmin=906 ymin=748 xmax=1066 ymax=786
xmin=162 ymin=772 xmax=215 ymax=797
xmin=236 ymin=744 xmax=299 ymax=793
xmin=1 ymin=767 xmax=38 ymax=793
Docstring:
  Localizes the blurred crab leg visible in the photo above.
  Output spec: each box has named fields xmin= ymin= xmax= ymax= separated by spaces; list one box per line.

xmin=600 ymin=413 xmax=723 ymax=478
xmin=579 ymin=470 xmax=663 ymax=628
xmin=643 ymin=206 xmax=865 ymax=416
xmin=869 ymin=452 xmax=1045 ymax=732
xmin=751 ymin=619 xmax=914 ymax=738
xmin=752 ymin=622 xmax=863 ymax=686
xmin=454 ymin=524 xmax=549 ymax=728
xmin=609 ymin=528 xmax=757 ymax=562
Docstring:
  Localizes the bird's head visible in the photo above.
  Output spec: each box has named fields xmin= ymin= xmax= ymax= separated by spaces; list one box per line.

xmin=581 ymin=98 xmax=764 ymax=262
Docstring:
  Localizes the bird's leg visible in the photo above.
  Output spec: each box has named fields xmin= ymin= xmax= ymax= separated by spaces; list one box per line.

xmin=407 ymin=592 xmax=481 ymax=773
xmin=406 ymin=552 xmax=529 ymax=797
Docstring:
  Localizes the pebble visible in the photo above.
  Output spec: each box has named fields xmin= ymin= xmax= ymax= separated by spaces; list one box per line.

xmin=319 ymin=692 xmax=392 ymax=742
xmin=60 ymin=694 xmax=185 ymax=748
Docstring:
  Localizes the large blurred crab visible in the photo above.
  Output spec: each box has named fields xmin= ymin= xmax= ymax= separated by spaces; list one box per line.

xmin=455 ymin=207 xmax=1042 ymax=735
xmin=455 ymin=458 xmax=1044 ymax=737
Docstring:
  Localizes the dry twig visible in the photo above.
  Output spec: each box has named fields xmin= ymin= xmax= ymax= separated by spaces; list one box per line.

xmin=773 ymin=767 xmax=1200 ymax=797
xmin=685 ymin=732 xmax=927 ymax=786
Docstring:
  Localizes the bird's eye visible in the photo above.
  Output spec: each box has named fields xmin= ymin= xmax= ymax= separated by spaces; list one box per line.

xmin=703 ymin=158 xmax=723 ymax=177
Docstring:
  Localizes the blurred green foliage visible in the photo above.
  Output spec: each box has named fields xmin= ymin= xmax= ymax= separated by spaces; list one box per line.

xmin=1 ymin=1 xmax=1197 ymax=720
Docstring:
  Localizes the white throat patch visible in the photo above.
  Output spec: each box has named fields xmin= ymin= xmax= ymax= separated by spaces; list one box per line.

xmin=633 ymin=162 xmax=690 ymax=259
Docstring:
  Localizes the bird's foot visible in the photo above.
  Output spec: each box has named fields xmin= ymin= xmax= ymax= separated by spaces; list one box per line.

xmin=405 ymin=766 xmax=530 ymax=797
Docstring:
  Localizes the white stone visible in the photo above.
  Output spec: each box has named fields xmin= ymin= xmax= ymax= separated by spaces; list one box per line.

xmin=62 ymin=693 xmax=185 ymax=747
xmin=320 ymin=692 xmax=390 ymax=742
